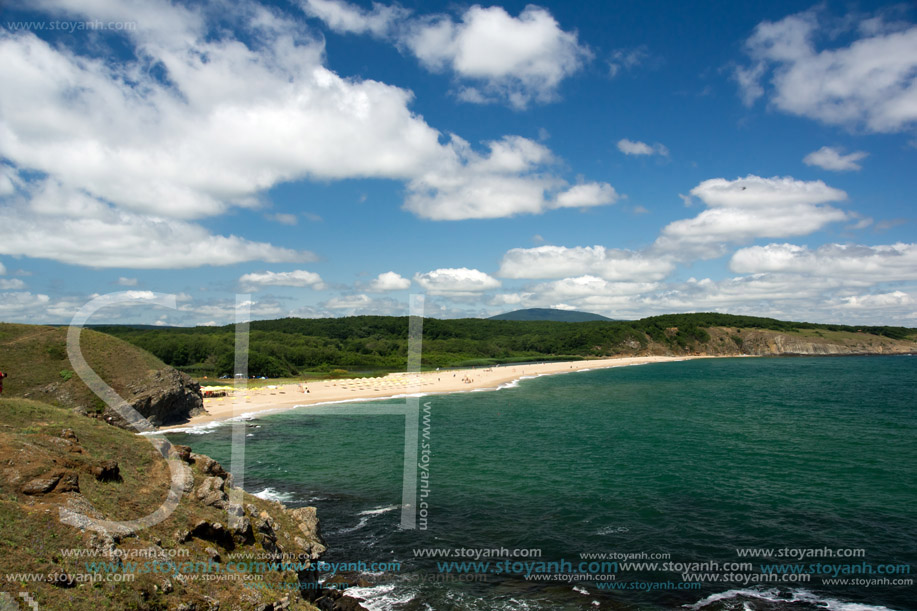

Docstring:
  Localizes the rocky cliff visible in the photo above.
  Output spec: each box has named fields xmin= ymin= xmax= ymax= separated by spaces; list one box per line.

xmin=0 ymin=398 xmax=365 ymax=610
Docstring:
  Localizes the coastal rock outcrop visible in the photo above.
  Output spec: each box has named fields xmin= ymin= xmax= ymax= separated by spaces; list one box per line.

xmin=120 ymin=368 xmax=206 ymax=427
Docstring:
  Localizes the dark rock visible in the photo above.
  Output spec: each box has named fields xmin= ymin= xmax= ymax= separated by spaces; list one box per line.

xmin=49 ymin=572 xmax=76 ymax=588
xmin=55 ymin=471 xmax=80 ymax=493
xmin=230 ymin=515 xmax=255 ymax=545
xmin=190 ymin=454 xmax=227 ymax=478
xmin=126 ymin=368 xmax=206 ymax=427
xmin=189 ymin=520 xmax=235 ymax=550
xmin=21 ymin=473 xmax=62 ymax=495
xmin=195 ymin=476 xmax=228 ymax=508
xmin=260 ymin=533 xmax=281 ymax=558
xmin=60 ymin=428 xmax=78 ymax=442
xmin=90 ymin=460 xmax=121 ymax=482
xmin=170 ymin=444 xmax=193 ymax=463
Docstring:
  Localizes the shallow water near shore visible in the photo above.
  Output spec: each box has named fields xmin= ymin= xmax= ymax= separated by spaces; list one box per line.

xmin=167 ymin=356 xmax=917 ymax=610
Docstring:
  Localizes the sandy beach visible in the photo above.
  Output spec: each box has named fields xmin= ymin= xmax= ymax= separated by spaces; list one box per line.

xmin=161 ymin=355 xmax=709 ymax=430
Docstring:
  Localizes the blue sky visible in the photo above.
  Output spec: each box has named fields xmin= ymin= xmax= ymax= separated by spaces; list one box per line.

xmin=0 ymin=0 xmax=915 ymax=326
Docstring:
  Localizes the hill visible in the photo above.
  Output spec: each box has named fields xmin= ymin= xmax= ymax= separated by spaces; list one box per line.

xmin=488 ymin=308 xmax=612 ymax=322
xmin=92 ymin=313 xmax=917 ymax=378
xmin=0 ymin=398 xmax=357 ymax=610
xmin=0 ymin=323 xmax=204 ymax=429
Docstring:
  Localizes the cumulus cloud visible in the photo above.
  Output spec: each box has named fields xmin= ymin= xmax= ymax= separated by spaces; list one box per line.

xmin=300 ymin=0 xmax=405 ymax=36
xmin=803 ymin=146 xmax=868 ymax=171
xmin=404 ymin=4 xmax=590 ymax=109
xmin=617 ymin=139 xmax=669 ymax=157
xmin=532 ymin=275 xmax=660 ymax=299
xmin=0 ymin=0 xmax=615 ymax=274
xmin=730 ymin=242 xmax=917 ymax=283
xmin=239 ymin=270 xmax=325 ymax=291
xmin=300 ymin=1 xmax=590 ymax=108
xmin=368 ymin=271 xmax=411 ymax=292
xmin=413 ymin=267 xmax=500 ymax=296
xmin=654 ymin=175 xmax=848 ymax=259
xmin=554 ymin=183 xmax=619 ymax=208
xmin=838 ymin=290 xmax=913 ymax=309
xmin=0 ymin=291 xmax=52 ymax=320
xmin=117 ymin=277 xmax=139 ymax=287
xmin=0 ymin=14 xmax=446 ymax=221
xmin=404 ymin=135 xmax=617 ymax=220
xmin=736 ymin=9 xmax=917 ymax=132
xmin=0 ymin=278 xmax=26 ymax=290
xmin=0 ymin=179 xmax=311 ymax=268
xmin=322 ymin=293 xmax=406 ymax=315
xmin=498 ymin=245 xmax=675 ymax=281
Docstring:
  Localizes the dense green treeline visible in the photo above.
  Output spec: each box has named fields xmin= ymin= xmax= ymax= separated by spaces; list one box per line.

xmin=93 ymin=313 xmax=915 ymax=378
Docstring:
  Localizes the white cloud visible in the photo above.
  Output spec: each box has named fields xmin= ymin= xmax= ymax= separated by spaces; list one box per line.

xmin=239 ymin=269 xmax=325 ymax=291
xmin=555 ymin=183 xmax=619 ymax=208
xmin=0 ymin=291 xmax=52 ymax=320
xmin=404 ymin=4 xmax=590 ymax=109
xmin=737 ymin=9 xmax=917 ymax=132
xmin=117 ymin=277 xmax=138 ymax=287
xmin=0 ymin=18 xmax=452 ymax=221
xmin=266 ymin=213 xmax=299 ymax=226
xmin=654 ymin=175 xmax=848 ymax=259
xmin=803 ymin=146 xmax=868 ymax=171
xmin=0 ymin=278 xmax=26 ymax=290
xmin=730 ymin=242 xmax=917 ymax=283
xmin=0 ymin=180 xmax=311 ymax=269
xmin=0 ymin=166 xmax=14 ymax=196
xmin=532 ymin=275 xmax=660 ymax=298
xmin=498 ymin=245 xmax=675 ymax=281
xmin=838 ymin=290 xmax=913 ymax=309
xmin=404 ymin=135 xmax=617 ymax=220
xmin=323 ymin=293 xmax=406 ymax=315
xmin=0 ymin=262 xmax=6 ymax=275
xmin=368 ymin=271 xmax=411 ymax=291
xmin=0 ymin=0 xmax=616 ymax=276
xmin=325 ymin=294 xmax=372 ymax=309
xmin=617 ymin=138 xmax=669 ymax=157
xmin=413 ymin=267 xmax=500 ymax=296
xmin=608 ymin=46 xmax=649 ymax=77
xmin=300 ymin=0 xmax=405 ymax=36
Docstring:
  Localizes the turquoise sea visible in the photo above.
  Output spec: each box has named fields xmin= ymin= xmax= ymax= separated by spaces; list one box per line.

xmin=167 ymin=356 xmax=917 ymax=610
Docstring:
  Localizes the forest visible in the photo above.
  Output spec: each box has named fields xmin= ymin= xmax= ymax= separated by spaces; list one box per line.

xmin=93 ymin=313 xmax=915 ymax=378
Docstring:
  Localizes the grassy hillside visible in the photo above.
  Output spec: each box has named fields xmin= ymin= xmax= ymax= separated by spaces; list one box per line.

xmin=0 ymin=398 xmax=331 ymax=610
xmin=0 ymin=323 xmax=163 ymax=412
xmin=0 ymin=323 xmax=203 ymax=427
xmin=93 ymin=313 xmax=917 ymax=378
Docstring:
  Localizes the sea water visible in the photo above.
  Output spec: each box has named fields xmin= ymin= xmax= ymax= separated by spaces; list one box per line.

xmin=168 ymin=356 xmax=917 ymax=610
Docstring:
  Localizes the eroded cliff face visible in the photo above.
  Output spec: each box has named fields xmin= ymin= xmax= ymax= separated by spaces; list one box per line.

xmin=672 ymin=327 xmax=917 ymax=357
xmin=119 ymin=367 xmax=206 ymax=427
xmin=738 ymin=331 xmax=917 ymax=356
xmin=26 ymin=367 xmax=206 ymax=430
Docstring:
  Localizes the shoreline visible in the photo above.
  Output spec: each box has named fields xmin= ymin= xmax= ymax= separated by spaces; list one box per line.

xmin=160 ymin=355 xmax=720 ymax=432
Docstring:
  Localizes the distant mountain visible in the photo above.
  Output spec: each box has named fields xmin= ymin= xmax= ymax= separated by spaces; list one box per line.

xmin=488 ymin=308 xmax=613 ymax=322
